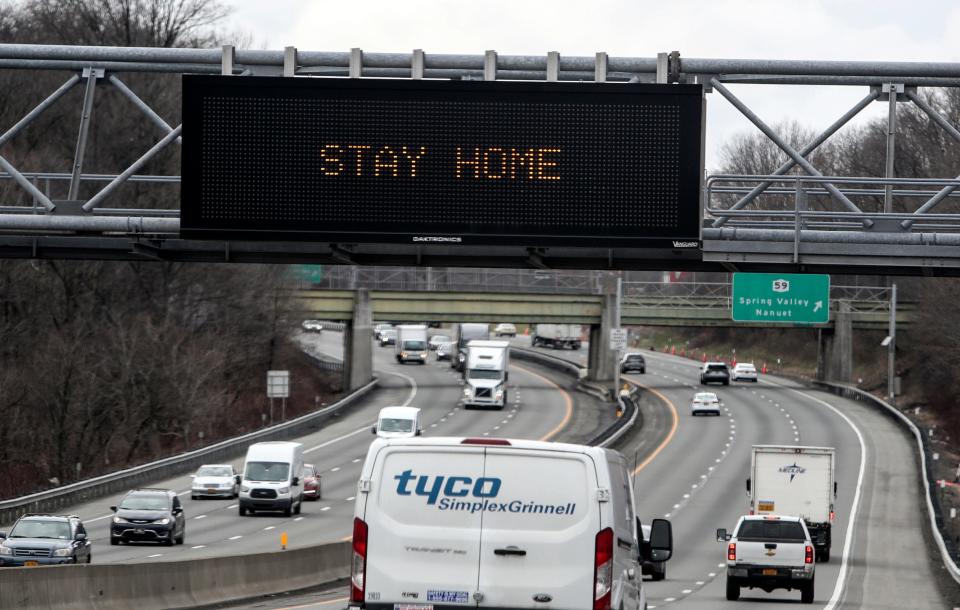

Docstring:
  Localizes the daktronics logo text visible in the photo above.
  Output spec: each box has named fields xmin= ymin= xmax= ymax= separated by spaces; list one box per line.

xmin=412 ymin=236 xmax=462 ymax=243
xmin=393 ymin=470 xmax=576 ymax=516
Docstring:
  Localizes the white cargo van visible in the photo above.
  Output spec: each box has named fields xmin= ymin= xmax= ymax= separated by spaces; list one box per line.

xmin=237 ymin=441 xmax=304 ymax=517
xmin=463 ymin=340 xmax=510 ymax=409
xmin=349 ymin=437 xmax=673 ymax=610
xmin=373 ymin=406 xmax=423 ymax=439
xmin=396 ymin=325 xmax=429 ymax=364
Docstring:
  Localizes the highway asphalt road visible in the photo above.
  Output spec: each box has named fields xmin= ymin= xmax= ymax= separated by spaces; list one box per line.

xmin=234 ymin=342 xmax=956 ymax=610
xmin=45 ymin=330 xmax=586 ymax=565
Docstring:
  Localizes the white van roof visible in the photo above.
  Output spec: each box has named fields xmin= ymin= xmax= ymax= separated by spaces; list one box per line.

xmin=366 ymin=436 xmax=602 ymax=456
xmin=378 ymin=406 xmax=421 ymax=420
xmin=245 ymin=441 xmax=302 ymax=461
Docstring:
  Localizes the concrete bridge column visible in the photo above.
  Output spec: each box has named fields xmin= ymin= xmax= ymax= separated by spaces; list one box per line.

xmin=816 ymin=301 xmax=852 ymax=383
xmin=344 ymin=288 xmax=373 ymax=391
xmin=586 ymin=293 xmax=618 ymax=387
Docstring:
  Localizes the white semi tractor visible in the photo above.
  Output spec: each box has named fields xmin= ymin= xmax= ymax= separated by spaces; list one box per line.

xmin=746 ymin=445 xmax=837 ymax=561
xmin=462 ymin=340 xmax=510 ymax=409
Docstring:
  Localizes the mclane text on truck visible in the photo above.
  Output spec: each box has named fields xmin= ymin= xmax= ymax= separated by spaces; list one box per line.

xmin=531 ymin=324 xmax=583 ymax=350
xmin=462 ymin=340 xmax=510 ymax=410
xmin=746 ymin=445 xmax=837 ymax=562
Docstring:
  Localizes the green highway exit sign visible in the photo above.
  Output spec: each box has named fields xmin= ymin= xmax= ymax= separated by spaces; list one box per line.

xmin=732 ymin=273 xmax=830 ymax=324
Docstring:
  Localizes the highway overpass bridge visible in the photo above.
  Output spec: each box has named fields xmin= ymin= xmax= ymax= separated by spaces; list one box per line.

xmin=291 ymin=281 xmax=910 ymax=390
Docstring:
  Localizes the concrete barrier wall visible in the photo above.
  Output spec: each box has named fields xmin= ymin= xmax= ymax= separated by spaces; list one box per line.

xmin=0 ymin=541 xmax=350 ymax=610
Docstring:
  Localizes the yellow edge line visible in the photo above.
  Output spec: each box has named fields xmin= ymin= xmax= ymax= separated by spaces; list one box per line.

xmin=511 ymin=363 xmax=574 ymax=442
xmin=629 ymin=379 xmax=680 ymax=476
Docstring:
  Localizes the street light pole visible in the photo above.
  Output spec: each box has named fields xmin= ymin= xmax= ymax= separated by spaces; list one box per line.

xmin=888 ymin=283 xmax=897 ymax=404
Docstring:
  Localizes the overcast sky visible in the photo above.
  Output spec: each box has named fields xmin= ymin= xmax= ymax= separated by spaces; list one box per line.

xmin=220 ymin=0 xmax=960 ymax=169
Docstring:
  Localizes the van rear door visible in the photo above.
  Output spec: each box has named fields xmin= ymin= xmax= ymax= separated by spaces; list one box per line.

xmin=361 ymin=445 xmax=485 ymax=607
xmin=477 ymin=448 xmax=600 ymax=609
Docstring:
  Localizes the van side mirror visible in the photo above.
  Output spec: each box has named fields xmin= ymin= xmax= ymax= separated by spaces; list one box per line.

xmin=716 ymin=528 xmax=730 ymax=542
xmin=834 ymin=481 xmax=838 ymax=497
xmin=649 ymin=518 xmax=673 ymax=561
xmin=234 ymin=475 xmax=241 ymax=485
xmin=109 ymin=506 xmax=117 ymax=513
xmin=0 ymin=531 xmax=6 ymax=539
xmin=371 ymin=426 xmax=377 ymax=435
xmin=505 ymin=371 xmax=509 ymax=381
xmin=292 ymin=476 xmax=300 ymax=486
xmin=745 ymin=477 xmax=751 ymax=494
xmin=416 ymin=428 xmax=423 ymax=436
xmin=75 ymin=532 xmax=87 ymax=541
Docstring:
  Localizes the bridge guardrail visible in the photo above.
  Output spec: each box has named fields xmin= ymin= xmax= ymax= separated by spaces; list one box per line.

xmin=814 ymin=381 xmax=960 ymax=585
xmin=0 ymin=378 xmax=377 ymax=527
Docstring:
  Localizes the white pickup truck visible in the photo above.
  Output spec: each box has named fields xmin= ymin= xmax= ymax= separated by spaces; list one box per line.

xmin=717 ymin=515 xmax=815 ymax=604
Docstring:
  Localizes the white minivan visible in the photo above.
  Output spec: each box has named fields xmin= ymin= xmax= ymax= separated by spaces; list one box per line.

xmin=373 ymin=406 xmax=423 ymax=439
xmin=237 ymin=441 xmax=304 ymax=517
xmin=349 ymin=437 xmax=673 ymax=610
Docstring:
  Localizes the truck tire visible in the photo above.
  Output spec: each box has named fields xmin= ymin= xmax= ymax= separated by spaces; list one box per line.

xmin=801 ymin=580 xmax=814 ymax=604
xmin=725 ymin=578 xmax=740 ymax=601
xmin=818 ymin=547 xmax=830 ymax=562
xmin=651 ymin=564 xmax=666 ymax=581
xmin=239 ymin=505 xmax=247 ymax=516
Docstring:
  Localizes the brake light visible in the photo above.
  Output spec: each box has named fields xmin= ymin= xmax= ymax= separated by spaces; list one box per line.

xmin=351 ymin=518 xmax=368 ymax=602
xmin=461 ymin=438 xmax=511 ymax=445
xmin=805 ymin=545 xmax=814 ymax=564
xmin=727 ymin=542 xmax=736 ymax=561
xmin=593 ymin=528 xmax=613 ymax=610
xmin=829 ymin=511 xmax=835 ymax=522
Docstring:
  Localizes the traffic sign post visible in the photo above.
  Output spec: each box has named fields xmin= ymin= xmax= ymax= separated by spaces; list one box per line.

xmin=609 ymin=328 xmax=628 ymax=351
xmin=731 ymin=273 xmax=830 ymax=324
xmin=267 ymin=370 xmax=290 ymax=424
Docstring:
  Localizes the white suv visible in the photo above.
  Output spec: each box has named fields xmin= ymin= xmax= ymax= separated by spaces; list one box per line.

xmin=494 ymin=323 xmax=517 ymax=337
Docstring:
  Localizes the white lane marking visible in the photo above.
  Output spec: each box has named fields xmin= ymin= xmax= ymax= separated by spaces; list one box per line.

xmin=682 ymin=494 xmax=690 ymax=499
xmin=708 ymin=572 xmax=716 ymax=578
xmin=430 ymin=423 xmax=438 ymax=428
xmin=191 ymin=545 xmax=205 ymax=549
xmin=229 ymin=535 xmax=242 ymax=540
xmin=440 ymin=418 xmax=447 ymax=423
xmin=147 ymin=553 xmax=163 ymax=558
xmin=304 ymin=369 xmax=417 ymax=455
xmin=762 ymin=383 xmax=867 ymax=610
xmin=331 ymin=467 xmax=341 ymax=472
xmin=346 ymin=496 xmax=356 ymax=501
xmin=264 ymin=526 xmax=275 ymax=531
xmin=227 ymin=504 xmax=238 ymax=509
xmin=695 ymin=581 xmax=705 ymax=585
xmin=501 ymin=420 xmax=509 ymax=424
xmin=682 ymin=589 xmax=692 ymax=594
xmin=718 ymin=563 xmax=725 ymax=568
xmin=493 ymin=426 xmax=501 ymax=430
xmin=321 ymin=506 xmax=331 ymax=511
xmin=85 ymin=514 xmax=115 ymax=523
xmin=194 ymin=515 xmax=207 ymax=520
xmin=352 ymin=458 xmax=361 ymax=463
xmin=664 ymin=598 xmax=676 ymax=603
xmin=294 ymin=517 xmax=304 ymax=522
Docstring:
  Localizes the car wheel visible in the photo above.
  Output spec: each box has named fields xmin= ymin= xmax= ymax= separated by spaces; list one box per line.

xmin=110 ymin=537 xmax=118 ymax=546
xmin=176 ymin=531 xmax=184 ymax=545
xmin=725 ymin=577 xmax=740 ymax=601
xmin=723 ymin=380 xmax=729 ymax=386
xmin=191 ymin=494 xmax=196 ymax=500
xmin=163 ymin=537 xmax=174 ymax=547
xmin=87 ymin=554 xmax=92 ymax=564
xmin=801 ymin=580 xmax=814 ymax=604
xmin=651 ymin=564 xmax=665 ymax=581
xmin=294 ymin=499 xmax=302 ymax=515
xmin=284 ymin=504 xmax=293 ymax=517
xmin=239 ymin=505 xmax=247 ymax=516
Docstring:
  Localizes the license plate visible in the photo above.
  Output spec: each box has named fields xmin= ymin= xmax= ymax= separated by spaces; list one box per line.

xmin=207 ymin=488 xmax=217 ymax=493
xmin=758 ymin=501 xmax=775 ymax=512
xmin=762 ymin=568 xmax=777 ymax=576
xmin=134 ymin=529 xmax=146 ymax=534
xmin=24 ymin=560 xmax=39 ymax=567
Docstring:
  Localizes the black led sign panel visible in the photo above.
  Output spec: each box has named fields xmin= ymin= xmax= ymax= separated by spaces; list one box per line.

xmin=181 ymin=76 xmax=704 ymax=248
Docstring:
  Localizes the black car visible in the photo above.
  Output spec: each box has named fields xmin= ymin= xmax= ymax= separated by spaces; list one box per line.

xmin=110 ymin=488 xmax=185 ymax=546
xmin=620 ymin=353 xmax=646 ymax=374
xmin=0 ymin=514 xmax=91 ymax=566
xmin=700 ymin=362 xmax=731 ymax=386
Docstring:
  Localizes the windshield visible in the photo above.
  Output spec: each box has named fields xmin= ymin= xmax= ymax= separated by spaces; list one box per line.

xmin=379 ymin=417 xmax=415 ymax=432
xmin=431 ymin=335 xmax=450 ymax=343
xmin=10 ymin=520 xmax=71 ymax=539
xmin=119 ymin=494 xmax=169 ymax=511
xmin=625 ymin=355 xmax=643 ymax=362
xmin=694 ymin=393 xmax=717 ymax=401
xmin=403 ymin=340 xmax=427 ymax=351
xmin=736 ymin=520 xmax=806 ymax=542
xmin=196 ymin=466 xmax=232 ymax=477
xmin=707 ymin=364 xmax=728 ymax=372
xmin=468 ymin=369 xmax=502 ymax=380
xmin=244 ymin=461 xmax=290 ymax=482
xmin=301 ymin=466 xmax=315 ymax=478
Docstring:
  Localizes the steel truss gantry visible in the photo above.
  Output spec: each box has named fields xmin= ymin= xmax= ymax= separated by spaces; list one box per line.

xmin=3 ymin=44 xmax=960 ymax=273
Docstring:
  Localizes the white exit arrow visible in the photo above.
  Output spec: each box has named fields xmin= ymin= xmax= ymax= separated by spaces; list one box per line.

xmin=813 ymin=301 xmax=823 ymax=312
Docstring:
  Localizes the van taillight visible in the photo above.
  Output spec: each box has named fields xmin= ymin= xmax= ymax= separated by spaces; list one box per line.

xmin=727 ymin=543 xmax=736 ymax=561
xmin=805 ymin=545 xmax=814 ymax=564
xmin=351 ymin=518 xmax=368 ymax=603
xmin=593 ymin=528 xmax=613 ymax=610
xmin=461 ymin=438 xmax=511 ymax=445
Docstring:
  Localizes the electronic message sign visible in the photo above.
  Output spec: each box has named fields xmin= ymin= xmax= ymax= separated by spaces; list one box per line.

xmin=181 ymin=76 xmax=704 ymax=249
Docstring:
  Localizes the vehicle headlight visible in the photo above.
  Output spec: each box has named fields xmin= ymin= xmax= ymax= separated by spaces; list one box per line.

xmin=278 ymin=487 xmax=290 ymax=495
xmin=241 ymin=486 xmax=250 ymax=493
xmin=113 ymin=516 xmax=126 ymax=524
xmin=420 ymin=352 xmax=427 ymax=358
xmin=222 ymin=482 xmax=233 ymax=488
xmin=53 ymin=547 xmax=73 ymax=557
xmin=495 ymin=389 xmax=503 ymax=399
xmin=0 ymin=545 xmax=11 ymax=556
xmin=463 ymin=387 xmax=472 ymax=397
xmin=157 ymin=518 xmax=170 ymax=525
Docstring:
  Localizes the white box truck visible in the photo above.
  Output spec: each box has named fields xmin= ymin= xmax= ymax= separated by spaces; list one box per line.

xmin=463 ymin=340 xmax=510 ymax=409
xmin=452 ymin=323 xmax=489 ymax=371
xmin=395 ymin=325 xmax=429 ymax=364
xmin=532 ymin=324 xmax=583 ymax=350
xmin=349 ymin=436 xmax=673 ymax=610
xmin=237 ymin=441 xmax=305 ymax=517
xmin=746 ymin=445 xmax=837 ymax=561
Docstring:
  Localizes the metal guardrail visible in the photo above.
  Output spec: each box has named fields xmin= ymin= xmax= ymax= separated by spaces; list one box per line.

xmin=814 ymin=381 xmax=960 ymax=585
xmin=0 ymin=378 xmax=377 ymax=526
